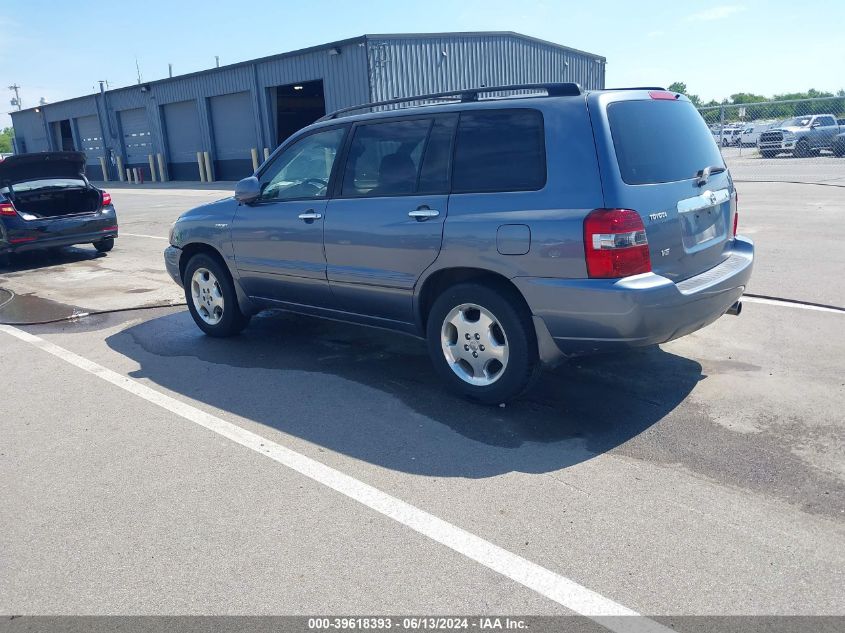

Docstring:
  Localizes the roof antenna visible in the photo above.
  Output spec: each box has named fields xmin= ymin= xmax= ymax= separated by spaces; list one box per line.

xmin=135 ymin=58 xmax=143 ymax=84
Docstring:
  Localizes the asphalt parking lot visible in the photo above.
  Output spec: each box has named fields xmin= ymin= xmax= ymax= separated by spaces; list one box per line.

xmin=1 ymin=160 xmax=843 ymax=624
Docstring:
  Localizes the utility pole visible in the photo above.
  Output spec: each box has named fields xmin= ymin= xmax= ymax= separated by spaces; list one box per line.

xmin=168 ymin=63 xmax=173 ymax=78
xmin=8 ymin=84 xmax=22 ymax=110
xmin=215 ymin=56 xmax=220 ymax=68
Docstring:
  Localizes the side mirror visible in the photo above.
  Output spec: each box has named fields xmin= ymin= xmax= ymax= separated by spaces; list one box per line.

xmin=811 ymin=121 xmax=822 ymax=128
xmin=234 ymin=176 xmax=261 ymax=203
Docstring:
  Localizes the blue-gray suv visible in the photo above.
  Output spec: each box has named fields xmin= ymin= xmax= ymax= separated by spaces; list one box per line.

xmin=165 ymin=83 xmax=753 ymax=403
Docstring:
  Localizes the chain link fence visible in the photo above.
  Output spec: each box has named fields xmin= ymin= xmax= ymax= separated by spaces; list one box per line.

xmin=698 ymin=96 xmax=845 ymax=185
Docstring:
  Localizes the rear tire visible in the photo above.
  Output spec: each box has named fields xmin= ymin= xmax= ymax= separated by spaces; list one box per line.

xmin=426 ymin=281 xmax=540 ymax=404
xmin=183 ymin=252 xmax=251 ymax=337
xmin=834 ymin=143 xmax=845 ymax=157
xmin=93 ymin=237 xmax=114 ymax=253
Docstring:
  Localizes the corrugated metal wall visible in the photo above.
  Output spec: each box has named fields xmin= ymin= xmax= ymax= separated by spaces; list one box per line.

xmin=367 ymin=33 xmax=605 ymax=103
xmin=9 ymin=33 xmax=604 ymax=181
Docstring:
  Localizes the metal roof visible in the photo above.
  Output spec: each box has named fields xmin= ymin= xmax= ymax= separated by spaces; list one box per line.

xmin=10 ymin=32 xmax=604 ymax=115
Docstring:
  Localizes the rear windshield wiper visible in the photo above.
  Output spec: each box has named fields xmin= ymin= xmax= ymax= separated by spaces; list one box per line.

xmin=695 ymin=165 xmax=726 ymax=187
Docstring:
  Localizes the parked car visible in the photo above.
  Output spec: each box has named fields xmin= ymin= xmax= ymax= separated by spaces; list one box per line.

xmin=739 ymin=121 xmax=777 ymax=147
xmin=0 ymin=152 xmax=117 ymax=263
xmin=758 ymin=114 xmax=840 ymax=157
xmin=833 ymin=131 xmax=845 ymax=157
xmin=713 ymin=125 xmax=743 ymax=147
xmin=165 ymin=84 xmax=753 ymax=403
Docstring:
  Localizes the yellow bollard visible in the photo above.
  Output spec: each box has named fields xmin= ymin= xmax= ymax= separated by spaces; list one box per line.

xmin=98 ymin=157 xmax=109 ymax=182
xmin=116 ymin=156 xmax=125 ymax=182
xmin=148 ymin=155 xmax=157 ymax=182
xmin=251 ymin=148 xmax=259 ymax=172
xmin=203 ymin=151 xmax=214 ymax=182
xmin=196 ymin=151 xmax=206 ymax=182
xmin=157 ymin=153 xmax=167 ymax=182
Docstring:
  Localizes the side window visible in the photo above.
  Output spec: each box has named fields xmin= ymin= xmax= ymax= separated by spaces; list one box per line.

xmin=259 ymin=127 xmax=346 ymax=201
xmin=341 ymin=119 xmax=431 ymax=197
xmin=418 ymin=115 xmax=458 ymax=194
xmin=452 ymin=109 xmax=546 ymax=193
xmin=822 ymin=116 xmax=836 ymax=127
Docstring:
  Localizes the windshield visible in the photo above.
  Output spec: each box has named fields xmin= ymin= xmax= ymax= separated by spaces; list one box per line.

xmin=607 ymin=99 xmax=725 ymax=185
xmin=779 ymin=117 xmax=811 ymax=128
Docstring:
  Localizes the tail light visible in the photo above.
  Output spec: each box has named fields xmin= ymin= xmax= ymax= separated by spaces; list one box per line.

xmin=0 ymin=202 xmax=17 ymax=217
xmin=101 ymin=191 xmax=112 ymax=207
xmin=733 ymin=191 xmax=739 ymax=237
xmin=583 ymin=208 xmax=652 ymax=278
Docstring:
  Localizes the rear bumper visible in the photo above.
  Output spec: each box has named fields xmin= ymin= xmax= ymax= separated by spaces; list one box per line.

xmin=515 ymin=236 xmax=754 ymax=360
xmin=1 ymin=229 xmax=118 ymax=254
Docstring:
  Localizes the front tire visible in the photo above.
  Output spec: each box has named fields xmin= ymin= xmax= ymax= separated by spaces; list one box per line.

xmin=426 ymin=282 xmax=539 ymax=404
xmin=794 ymin=139 xmax=810 ymax=158
xmin=93 ymin=237 xmax=114 ymax=253
xmin=183 ymin=253 xmax=251 ymax=337
xmin=760 ymin=150 xmax=777 ymax=158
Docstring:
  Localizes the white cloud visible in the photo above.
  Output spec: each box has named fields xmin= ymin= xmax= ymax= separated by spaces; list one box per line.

xmin=686 ymin=5 xmax=745 ymax=21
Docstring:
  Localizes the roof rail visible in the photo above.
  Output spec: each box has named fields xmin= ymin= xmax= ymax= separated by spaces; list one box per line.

xmin=317 ymin=82 xmax=582 ymax=121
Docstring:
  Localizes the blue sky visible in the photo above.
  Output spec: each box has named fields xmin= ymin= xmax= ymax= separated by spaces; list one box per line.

xmin=2 ymin=0 xmax=843 ymax=127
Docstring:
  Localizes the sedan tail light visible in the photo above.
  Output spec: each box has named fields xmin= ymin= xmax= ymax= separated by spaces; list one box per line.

xmin=101 ymin=191 xmax=112 ymax=207
xmin=583 ymin=208 xmax=652 ymax=278
xmin=0 ymin=202 xmax=17 ymax=217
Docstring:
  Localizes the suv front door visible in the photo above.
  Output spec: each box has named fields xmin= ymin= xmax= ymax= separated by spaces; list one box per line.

xmin=324 ymin=115 xmax=456 ymax=324
xmin=231 ymin=125 xmax=347 ymax=306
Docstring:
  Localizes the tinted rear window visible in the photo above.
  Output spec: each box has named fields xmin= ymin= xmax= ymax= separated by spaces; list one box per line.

xmin=607 ymin=100 xmax=724 ymax=185
xmin=452 ymin=110 xmax=546 ymax=193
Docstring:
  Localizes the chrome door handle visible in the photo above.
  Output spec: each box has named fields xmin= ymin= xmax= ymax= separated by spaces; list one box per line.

xmin=298 ymin=211 xmax=323 ymax=222
xmin=408 ymin=208 xmax=439 ymax=221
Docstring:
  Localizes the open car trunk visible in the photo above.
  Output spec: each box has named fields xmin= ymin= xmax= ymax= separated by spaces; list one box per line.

xmin=0 ymin=151 xmax=101 ymax=218
xmin=10 ymin=185 xmax=101 ymax=218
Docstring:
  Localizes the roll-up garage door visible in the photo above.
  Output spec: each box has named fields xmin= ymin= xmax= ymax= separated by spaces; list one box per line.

xmin=76 ymin=115 xmax=104 ymax=179
xmin=162 ymin=100 xmax=202 ymax=181
xmin=119 ymin=108 xmax=154 ymax=166
xmin=209 ymin=91 xmax=257 ymax=180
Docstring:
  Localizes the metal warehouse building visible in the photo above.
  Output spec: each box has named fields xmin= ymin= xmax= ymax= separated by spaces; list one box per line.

xmin=10 ymin=32 xmax=605 ymax=182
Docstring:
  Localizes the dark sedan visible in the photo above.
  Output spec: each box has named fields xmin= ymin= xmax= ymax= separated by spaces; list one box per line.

xmin=0 ymin=152 xmax=117 ymax=264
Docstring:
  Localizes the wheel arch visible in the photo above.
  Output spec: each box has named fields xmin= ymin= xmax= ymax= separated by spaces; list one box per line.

xmin=179 ymin=241 xmax=258 ymax=316
xmin=415 ymin=267 xmax=531 ymax=333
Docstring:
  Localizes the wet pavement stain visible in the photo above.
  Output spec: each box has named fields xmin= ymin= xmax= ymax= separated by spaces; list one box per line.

xmin=0 ymin=289 xmax=92 ymax=325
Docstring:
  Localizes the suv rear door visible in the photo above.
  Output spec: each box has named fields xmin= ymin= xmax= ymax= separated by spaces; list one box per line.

xmin=589 ymin=91 xmax=735 ymax=283
xmin=323 ymin=114 xmax=456 ymax=323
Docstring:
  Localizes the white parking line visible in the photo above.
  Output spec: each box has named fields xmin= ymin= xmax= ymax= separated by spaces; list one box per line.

xmin=743 ymin=296 xmax=845 ymax=315
xmin=0 ymin=323 xmax=668 ymax=633
xmin=121 ymin=232 xmax=169 ymax=240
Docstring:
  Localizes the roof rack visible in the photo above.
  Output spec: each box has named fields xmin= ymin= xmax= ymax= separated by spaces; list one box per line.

xmin=317 ymin=82 xmax=582 ymax=121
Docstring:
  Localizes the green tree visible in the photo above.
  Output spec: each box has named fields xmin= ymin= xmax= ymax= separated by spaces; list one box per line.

xmin=0 ymin=127 xmax=13 ymax=153
xmin=667 ymin=81 xmax=702 ymax=107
